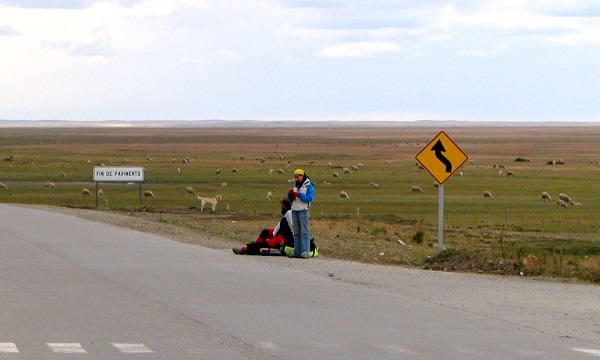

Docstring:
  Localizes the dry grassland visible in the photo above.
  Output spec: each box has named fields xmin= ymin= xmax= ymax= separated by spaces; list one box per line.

xmin=1 ymin=123 xmax=600 ymax=282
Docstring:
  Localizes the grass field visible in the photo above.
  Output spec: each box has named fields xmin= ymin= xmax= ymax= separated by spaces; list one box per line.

xmin=1 ymin=124 xmax=600 ymax=282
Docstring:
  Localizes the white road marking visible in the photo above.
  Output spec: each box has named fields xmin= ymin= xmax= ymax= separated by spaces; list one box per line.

xmin=0 ymin=343 xmax=19 ymax=353
xmin=112 ymin=343 xmax=154 ymax=353
xmin=47 ymin=343 xmax=87 ymax=353
xmin=256 ymin=342 xmax=278 ymax=350
xmin=572 ymin=347 xmax=600 ymax=356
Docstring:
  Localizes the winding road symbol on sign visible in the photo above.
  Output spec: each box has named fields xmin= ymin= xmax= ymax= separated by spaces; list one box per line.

xmin=415 ymin=131 xmax=468 ymax=185
xmin=431 ymin=140 xmax=452 ymax=173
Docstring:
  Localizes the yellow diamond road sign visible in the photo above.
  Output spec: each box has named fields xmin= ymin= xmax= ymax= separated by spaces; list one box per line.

xmin=415 ymin=131 xmax=468 ymax=185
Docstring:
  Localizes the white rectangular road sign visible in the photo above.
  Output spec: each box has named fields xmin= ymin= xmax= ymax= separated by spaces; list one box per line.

xmin=93 ymin=166 xmax=144 ymax=182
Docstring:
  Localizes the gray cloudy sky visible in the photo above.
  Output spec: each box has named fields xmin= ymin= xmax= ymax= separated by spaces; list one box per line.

xmin=1 ymin=0 xmax=599 ymax=122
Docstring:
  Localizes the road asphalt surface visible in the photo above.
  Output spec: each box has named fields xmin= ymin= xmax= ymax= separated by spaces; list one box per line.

xmin=0 ymin=204 xmax=598 ymax=359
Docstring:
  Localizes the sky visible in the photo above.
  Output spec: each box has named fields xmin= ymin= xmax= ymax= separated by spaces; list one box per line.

xmin=1 ymin=0 xmax=600 ymax=122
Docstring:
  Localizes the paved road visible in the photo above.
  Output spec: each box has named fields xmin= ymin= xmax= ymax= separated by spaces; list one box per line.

xmin=0 ymin=204 xmax=598 ymax=359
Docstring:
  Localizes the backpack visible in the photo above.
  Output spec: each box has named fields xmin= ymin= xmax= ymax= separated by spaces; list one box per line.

xmin=282 ymin=238 xmax=319 ymax=257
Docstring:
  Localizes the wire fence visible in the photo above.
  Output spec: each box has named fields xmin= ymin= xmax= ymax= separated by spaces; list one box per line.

xmin=313 ymin=207 xmax=600 ymax=235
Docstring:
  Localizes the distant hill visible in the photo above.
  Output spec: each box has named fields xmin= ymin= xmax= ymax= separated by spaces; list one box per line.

xmin=0 ymin=119 xmax=596 ymax=128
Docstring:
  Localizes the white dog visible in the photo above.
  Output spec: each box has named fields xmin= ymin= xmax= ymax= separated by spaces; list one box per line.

xmin=197 ymin=195 xmax=222 ymax=211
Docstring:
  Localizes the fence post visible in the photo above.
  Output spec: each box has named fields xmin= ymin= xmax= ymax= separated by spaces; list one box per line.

xmin=542 ymin=218 xmax=545 ymax=232
xmin=560 ymin=218 xmax=563 ymax=233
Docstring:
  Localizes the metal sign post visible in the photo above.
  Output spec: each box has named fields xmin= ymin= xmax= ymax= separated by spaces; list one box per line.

xmin=438 ymin=184 xmax=444 ymax=252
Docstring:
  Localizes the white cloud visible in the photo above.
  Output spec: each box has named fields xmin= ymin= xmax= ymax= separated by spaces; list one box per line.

xmin=316 ymin=41 xmax=399 ymax=58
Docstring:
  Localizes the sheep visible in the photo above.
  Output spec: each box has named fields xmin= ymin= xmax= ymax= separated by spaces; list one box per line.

xmin=558 ymin=193 xmax=572 ymax=204
xmin=458 ymin=171 xmax=463 ymax=177
xmin=266 ymin=191 xmax=272 ymax=201
xmin=483 ymin=190 xmax=493 ymax=198
xmin=81 ymin=188 xmax=92 ymax=197
xmin=498 ymin=164 xmax=506 ymax=169
xmin=269 ymin=169 xmax=274 ymax=175
xmin=370 ymin=182 xmax=379 ymax=187
xmin=506 ymin=170 xmax=515 ymax=177
xmin=186 ymin=186 xmax=196 ymax=195
xmin=557 ymin=199 xmax=568 ymax=208
xmin=144 ymin=190 xmax=155 ymax=198
xmin=277 ymin=169 xmax=284 ymax=174
xmin=541 ymin=192 xmax=551 ymax=201
xmin=97 ymin=189 xmax=104 ymax=197
xmin=351 ymin=165 xmax=358 ymax=171
xmin=215 ymin=168 xmax=223 ymax=175
xmin=343 ymin=167 xmax=352 ymax=174
xmin=221 ymin=182 xmax=227 ymax=187
xmin=61 ymin=172 xmax=66 ymax=178
xmin=411 ymin=186 xmax=423 ymax=193
xmin=232 ymin=168 xmax=239 ymax=174
xmin=497 ymin=170 xmax=503 ymax=176
xmin=432 ymin=181 xmax=440 ymax=188
xmin=45 ymin=181 xmax=55 ymax=189
xmin=177 ymin=167 xmax=181 ymax=174
xmin=339 ymin=191 xmax=350 ymax=200
xmin=333 ymin=172 xmax=339 ymax=178
xmin=0 ymin=183 xmax=7 ymax=189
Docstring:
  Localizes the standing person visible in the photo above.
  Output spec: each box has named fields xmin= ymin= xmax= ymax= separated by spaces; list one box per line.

xmin=287 ymin=169 xmax=315 ymax=258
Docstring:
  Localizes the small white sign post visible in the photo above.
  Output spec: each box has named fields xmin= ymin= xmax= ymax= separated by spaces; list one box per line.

xmin=93 ymin=166 xmax=145 ymax=208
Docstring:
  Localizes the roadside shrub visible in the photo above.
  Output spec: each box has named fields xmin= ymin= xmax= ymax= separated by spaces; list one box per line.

xmin=412 ymin=230 xmax=425 ymax=244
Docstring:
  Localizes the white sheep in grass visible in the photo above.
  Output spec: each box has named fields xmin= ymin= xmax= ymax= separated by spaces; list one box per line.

xmin=432 ymin=181 xmax=440 ymax=188
xmin=266 ymin=191 xmax=272 ymax=201
xmin=333 ymin=172 xmax=339 ymax=178
xmin=370 ymin=182 xmax=379 ymax=187
xmin=232 ymin=168 xmax=239 ymax=174
xmin=144 ymin=190 xmax=155 ymax=198
xmin=215 ymin=168 xmax=223 ymax=175
xmin=411 ymin=186 xmax=423 ymax=193
xmin=343 ymin=167 xmax=352 ymax=174
xmin=558 ymin=193 xmax=573 ymax=204
xmin=483 ymin=190 xmax=493 ymax=198
xmin=557 ymin=199 xmax=567 ymax=208
xmin=97 ymin=189 xmax=104 ymax=197
xmin=506 ymin=170 xmax=515 ymax=177
xmin=186 ymin=186 xmax=196 ymax=195
xmin=81 ymin=188 xmax=92 ymax=197
xmin=277 ymin=169 xmax=284 ymax=174
xmin=339 ymin=191 xmax=350 ymax=200
xmin=0 ymin=183 xmax=7 ymax=189
xmin=45 ymin=181 xmax=55 ymax=189
xmin=497 ymin=170 xmax=503 ymax=176
xmin=541 ymin=192 xmax=551 ymax=201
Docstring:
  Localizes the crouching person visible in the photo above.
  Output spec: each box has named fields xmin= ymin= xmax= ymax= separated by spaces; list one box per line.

xmin=233 ymin=199 xmax=293 ymax=255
